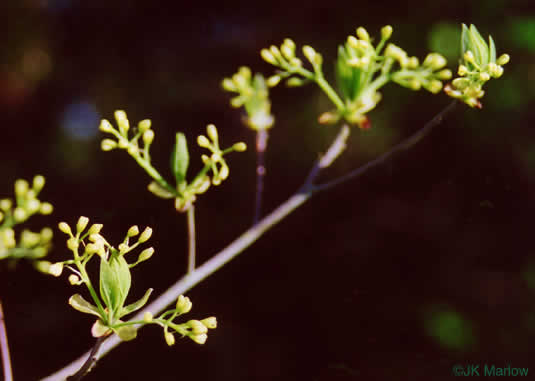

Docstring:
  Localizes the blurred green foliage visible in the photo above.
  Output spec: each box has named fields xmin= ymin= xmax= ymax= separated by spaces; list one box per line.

xmin=425 ymin=305 xmax=476 ymax=351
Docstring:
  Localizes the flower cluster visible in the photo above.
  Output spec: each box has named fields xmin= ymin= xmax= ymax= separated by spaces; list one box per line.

xmin=99 ymin=110 xmax=246 ymax=212
xmin=445 ymin=24 xmax=510 ymax=108
xmin=50 ymin=216 xmax=216 ymax=344
xmin=222 ymin=67 xmax=275 ymax=131
xmin=260 ymin=26 xmax=451 ymax=129
xmin=0 ymin=175 xmax=54 ymax=265
xmin=158 ymin=295 xmax=217 ymax=346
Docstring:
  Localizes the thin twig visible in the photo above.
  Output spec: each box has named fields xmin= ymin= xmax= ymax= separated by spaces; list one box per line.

xmin=312 ymin=100 xmax=458 ymax=193
xmin=253 ymin=129 xmax=269 ymax=225
xmin=66 ymin=335 xmax=108 ymax=381
xmin=42 ymin=102 xmax=457 ymax=381
xmin=0 ymin=300 xmax=13 ymax=381
xmin=187 ymin=205 xmax=196 ymax=274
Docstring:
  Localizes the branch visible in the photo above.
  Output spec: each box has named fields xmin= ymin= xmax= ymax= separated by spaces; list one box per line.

xmin=312 ymin=100 xmax=457 ymax=193
xmin=0 ymin=300 xmax=13 ymax=381
xmin=41 ymin=101 xmax=456 ymax=381
xmin=253 ymin=129 xmax=269 ymax=224
xmin=65 ymin=336 xmax=108 ymax=381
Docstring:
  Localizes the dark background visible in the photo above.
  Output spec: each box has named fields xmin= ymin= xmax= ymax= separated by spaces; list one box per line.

xmin=1 ymin=0 xmax=535 ymax=380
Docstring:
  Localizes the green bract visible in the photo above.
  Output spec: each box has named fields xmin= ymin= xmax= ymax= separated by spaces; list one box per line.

xmin=99 ymin=111 xmax=247 ymax=212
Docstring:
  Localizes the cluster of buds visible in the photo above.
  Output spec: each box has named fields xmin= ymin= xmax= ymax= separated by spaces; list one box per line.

xmin=51 ymin=217 xmax=157 ymax=342
xmin=0 ymin=175 xmax=54 ymax=263
xmin=100 ymin=110 xmax=154 ymax=156
xmin=198 ymin=124 xmax=246 ymax=186
xmin=389 ymin=50 xmax=452 ymax=94
xmin=100 ymin=110 xmax=246 ymax=213
xmin=260 ymin=38 xmax=323 ymax=83
xmin=332 ymin=25 xmax=451 ymax=128
xmin=161 ymin=295 xmax=217 ymax=346
xmin=50 ymin=216 xmax=154 ymax=279
xmin=445 ymin=24 xmax=510 ymax=108
xmin=222 ymin=66 xmax=275 ymax=130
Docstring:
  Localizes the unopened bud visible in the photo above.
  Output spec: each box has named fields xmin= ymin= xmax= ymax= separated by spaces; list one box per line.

xmin=138 ymin=227 xmax=153 ymax=243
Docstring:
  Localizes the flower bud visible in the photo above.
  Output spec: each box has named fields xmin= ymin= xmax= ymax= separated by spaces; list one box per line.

xmin=437 ymin=69 xmax=452 ymax=80
xmin=0 ymin=199 xmax=12 ymax=211
xmin=143 ymin=312 xmax=153 ymax=323
xmin=356 ymin=27 xmax=370 ymax=41
xmin=88 ymin=223 xmax=103 ymax=235
xmin=101 ymin=139 xmax=117 ymax=151
xmin=267 ymin=75 xmax=282 ymax=87
xmin=27 ymin=199 xmax=40 ymax=214
xmin=114 ymin=110 xmax=129 ymax=133
xmin=138 ymin=247 xmax=154 ymax=262
xmin=233 ymin=142 xmax=247 ymax=152
xmin=190 ymin=333 xmax=207 ymax=344
xmin=302 ymin=45 xmax=316 ymax=64
xmin=138 ymin=227 xmax=153 ymax=243
xmin=260 ymin=49 xmax=277 ymax=65
xmin=207 ymin=124 xmax=218 ymax=142
xmin=479 ymin=72 xmax=490 ymax=81
xmin=68 ymin=274 xmax=80 ymax=285
xmin=497 ymin=54 xmax=510 ymax=66
xmin=127 ymin=225 xmax=139 ymax=237
xmin=99 ymin=119 xmax=114 ymax=133
xmin=176 ymin=295 xmax=192 ymax=314
xmin=40 ymin=202 xmax=53 ymax=215
xmin=457 ymin=66 xmax=468 ymax=77
xmin=464 ymin=50 xmax=474 ymax=63
xmin=33 ymin=175 xmax=45 ymax=192
xmin=197 ymin=135 xmax=210 ymax=148
xmin=188 ymin=320 xmax=208 ymax=334
xmin=218 ymin=165 xmax=229 ymax=181
xmin=58 ymin=222 xmax=72 ymax=235
xmin=221 ymin=78 xmax=237 ymax=92
xmin=13 ymin=208 xmax=26 ymax=222
xmin=164 ymin=331 xmax=175 ymax=346
xmin=40 ymin=227 xmax=53 ymax=241
xmin=15 ymin=179 xmax=29 ymax=197
xmin=67 ymin=237 xmax=79 ymax=251
xmin=143 ymin=130 xmax=154 ymax=146
xmin=381 ymin=25 xmax=393 ymax=40
xmin=138 ymin=119 xmax=152 ymax=132
xmin=49 ymin=262 xmax=63 ymax=277
xmin=76 ymin=216 xmax=89 ymax=233
xmin=201 ymin=317 xmax=217 ymax=329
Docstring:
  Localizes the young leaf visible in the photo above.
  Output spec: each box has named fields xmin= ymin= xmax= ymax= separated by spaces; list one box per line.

xmin=69 ymin=294 xmax=102 ymax=318
xmin=170 ymin=132 xmax=189 ymax=186
xmin=99 ymin=253 xmax=132 ymax=320
xmin=147 ymin=181 xmax=175 ymax=199
xmin=119 ymin=288 xmax=154 ymax=318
